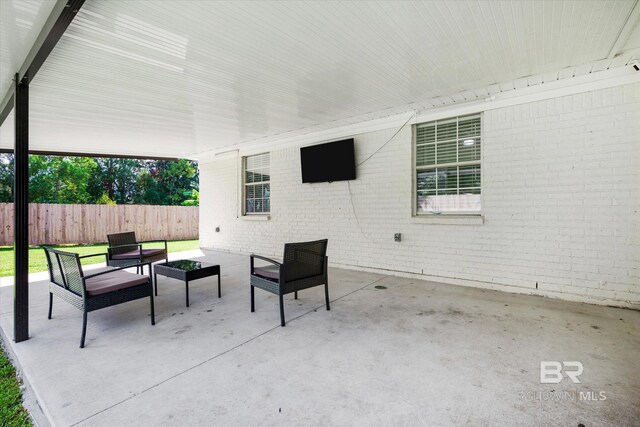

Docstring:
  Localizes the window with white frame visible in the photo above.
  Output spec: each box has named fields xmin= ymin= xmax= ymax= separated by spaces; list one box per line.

xmin=243 ymin=153 xmax=270 ymax=214
xmin=415 ymin=114 xmax=481 ymax=214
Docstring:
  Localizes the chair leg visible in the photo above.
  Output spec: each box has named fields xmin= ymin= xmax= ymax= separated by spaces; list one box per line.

xmin=150 ymin=294 xmax=155 ymax=326
xmin=325 ymin=282 xmax=330 ymax=311
xmin=154 ymin=273 xmax=158 ymax=296
xmin=294 ymin=291 xmax=298 ymax=300
xmin=279 ymin=294 xmax=285 ymax=327
xmin=250 ymin=286 xmax=255 ymax=312
xmin=185 ymin=280 xmax=190 ymax=307
xmin=80 ymin=311 xmax=88 ymax=348
xmin=48 ymin=292 xmax=53 ymax=319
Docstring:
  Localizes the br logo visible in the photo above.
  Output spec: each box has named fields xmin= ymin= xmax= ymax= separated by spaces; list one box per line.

xmin=540 ymin=361 xmax=584 ymax=384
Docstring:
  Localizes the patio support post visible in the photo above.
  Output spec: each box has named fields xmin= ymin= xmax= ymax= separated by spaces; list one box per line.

xmin=14 ymin=73 xmax=29 ymax=342
xmin=2 ymin=0 xmax=86 ymax=343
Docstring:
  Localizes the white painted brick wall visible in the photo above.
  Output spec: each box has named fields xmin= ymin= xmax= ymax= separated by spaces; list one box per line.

xmin=200 ymin=82 xmax=640 ymax=308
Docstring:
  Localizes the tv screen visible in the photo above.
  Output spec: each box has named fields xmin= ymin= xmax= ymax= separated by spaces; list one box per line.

xmin=300 ymin=138 xmax=356 ymax=183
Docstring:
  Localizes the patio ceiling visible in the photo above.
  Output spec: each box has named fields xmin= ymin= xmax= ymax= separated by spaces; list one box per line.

xmin=1 ymin=0 xmax=639 ymax=159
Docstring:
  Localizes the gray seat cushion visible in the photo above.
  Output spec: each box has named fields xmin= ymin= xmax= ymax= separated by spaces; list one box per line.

xmin=111 ymin=248 xmax=165 ymax=260
xmin=85 ymin=269 xmax=148 ymax=296
xmin=254 ymin=265 xmax=279 ymax=281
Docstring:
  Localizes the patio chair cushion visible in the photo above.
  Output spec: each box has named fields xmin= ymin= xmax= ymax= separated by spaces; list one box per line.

xmin=85 ymin=270 xmax=149 ymax=296
xmin=254 ymin=264 xmax=324 ymax=282
xmin=253 ymin=265 xmax=279 ymax=281
xmin=111 ymin=248 xmax=166 ymax=260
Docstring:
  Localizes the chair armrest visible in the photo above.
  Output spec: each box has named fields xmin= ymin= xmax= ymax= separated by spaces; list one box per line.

xmin=107 ymin=243 xmax=142 ymax=259
xmin=139 ymin=239 xmax=168 ymax=255
xmin=82 ymin=262 xmax=151 ymax=280
xmin=250 ymin=254 xmax=281 ymax=266
xmin=108 ymin=243 xmax=142 ymax=250
xmin=139 ymin=239 xmax=168 ymax=245
xmin=250 ymin=254 xmax=281 ymax=275
xmin=79 ymin=253 xmax=108 ymax=262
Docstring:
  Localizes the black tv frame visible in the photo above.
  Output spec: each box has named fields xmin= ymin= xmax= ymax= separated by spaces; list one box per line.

xmin=300 ymin=138 xmax=356 ymax=183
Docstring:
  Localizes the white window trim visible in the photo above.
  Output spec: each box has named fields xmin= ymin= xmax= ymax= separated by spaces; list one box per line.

xmin=411 ymin=214 xmax=484 ymax=225
xmin=242 ymin=153 xmax=271 ymax=216
xmin=412 ymin=113 xmax=484 ymax=217
xmin=242 ymin=214 xmax=270 ymax=221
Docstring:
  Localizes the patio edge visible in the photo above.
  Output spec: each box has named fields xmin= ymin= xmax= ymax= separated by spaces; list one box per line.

xmin=0 ymin=325 xmax=53 ymax=427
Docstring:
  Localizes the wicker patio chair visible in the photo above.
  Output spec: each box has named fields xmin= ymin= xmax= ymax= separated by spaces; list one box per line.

xmin=43 ymin=246 xmax=155 ymax=348
xmin=250 ymin=239 xmax=329 ymax=326
xmin=106 ymin=231 xmax=168 ymax=273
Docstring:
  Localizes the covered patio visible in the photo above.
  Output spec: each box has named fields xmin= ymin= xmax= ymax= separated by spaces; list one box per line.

xmin=1 ymin=0 xmax=639 ymax=425
xmin=1 ymin=249 xmax=639 ymax=426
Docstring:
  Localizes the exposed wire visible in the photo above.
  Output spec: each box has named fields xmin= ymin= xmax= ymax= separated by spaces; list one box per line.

xmin=347 ymin=180 xmax=376 ymax=244
xmin=357 ymin=111 xmax=416 ymax=167
xmin=347 ymin=110 xmax=417 ymax=243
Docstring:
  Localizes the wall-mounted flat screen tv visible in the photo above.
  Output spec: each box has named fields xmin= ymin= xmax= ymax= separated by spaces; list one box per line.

xmin=300 ymin=138 xmax=356 ymax=183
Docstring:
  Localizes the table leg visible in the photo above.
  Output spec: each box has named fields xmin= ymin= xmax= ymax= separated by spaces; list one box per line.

xmin=154 ymin=273 xmax=158 ymax=296
xmin=185 ymin=280 xmax=190 ymax=307
xmin=218 ymin=272 xmax=221 ymax=298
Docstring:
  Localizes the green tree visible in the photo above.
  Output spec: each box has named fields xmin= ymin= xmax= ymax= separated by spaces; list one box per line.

xmin=182 ymin=189 xmax=199 ymax=206
xmin=0 ymin=153 xmax=13 ymax=202
xmin=88 ymin=158 xmax=141 ymax=204
xmin=153 ymin=159 xmax=198 ymax=205
xmin=0 ymin=154 xmax=198 ymax=206
xmin=29 ymin=156 xmax=96 ymax=203
xmin=135 ymin=171 xmax=161 ymax=205
xmin=95 ymin=193 xmax=116 ymax=205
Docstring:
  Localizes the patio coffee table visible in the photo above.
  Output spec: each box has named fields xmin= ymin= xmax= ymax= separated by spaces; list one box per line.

xmin=153 ymin=260 xmax=221 ymax=307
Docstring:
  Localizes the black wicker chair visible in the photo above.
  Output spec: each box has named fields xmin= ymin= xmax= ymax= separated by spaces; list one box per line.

xmin=43 ymin=246 xmax=155 ymax=348
xmin=106 ymin=231 xmax=168 ymax=273
xmin=250 ymin=239 xmax=329 ymax=326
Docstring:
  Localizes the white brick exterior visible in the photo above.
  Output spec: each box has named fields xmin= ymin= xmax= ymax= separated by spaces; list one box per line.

xmin=200 ymin=82 xmax=640 ymax=308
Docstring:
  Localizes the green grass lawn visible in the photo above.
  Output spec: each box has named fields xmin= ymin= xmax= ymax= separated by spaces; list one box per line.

xmin=0 ymin=347 xmax=31 ymax=427
xmin=0 ymin=240 xmax=200 ymax=278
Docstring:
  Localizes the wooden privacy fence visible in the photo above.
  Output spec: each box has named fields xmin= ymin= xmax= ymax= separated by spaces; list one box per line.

xmin=0 ymin=203 xmax=199 ymax=246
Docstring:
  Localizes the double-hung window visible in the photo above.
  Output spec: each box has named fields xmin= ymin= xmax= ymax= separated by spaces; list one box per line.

xmin=244 ymin=153 xmax=270 ymax=214
xmin=415 ymin=114 xmax=481 ymax=214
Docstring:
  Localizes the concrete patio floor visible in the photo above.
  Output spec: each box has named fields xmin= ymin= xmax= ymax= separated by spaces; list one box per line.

xmin=1 ymin=249 xmax=639 ymax=426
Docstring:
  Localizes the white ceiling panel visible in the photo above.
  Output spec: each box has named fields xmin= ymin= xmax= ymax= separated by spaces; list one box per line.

xmin=1 ymin=0 xmax=639 ymax=158
xmin=0 ymin=0 xmax=57 ymax=101
xmin=623 ymin=14 xmax=640 ymax=51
